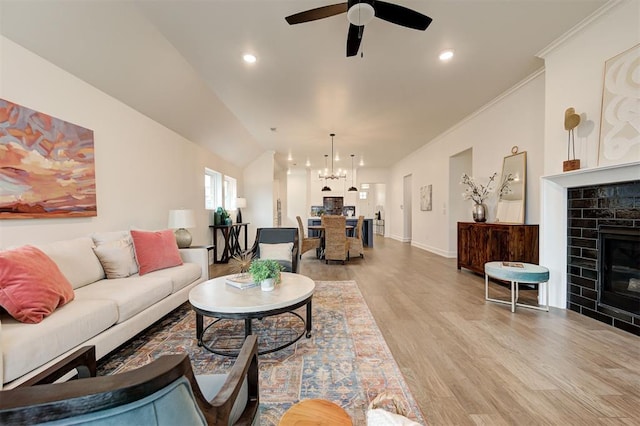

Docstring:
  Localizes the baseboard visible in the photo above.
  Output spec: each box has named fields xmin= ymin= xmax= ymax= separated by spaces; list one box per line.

xmin=389 ymin=234 xmax=411 ymax=243
xmin=410 ymin=241 xmax=456 ymax=258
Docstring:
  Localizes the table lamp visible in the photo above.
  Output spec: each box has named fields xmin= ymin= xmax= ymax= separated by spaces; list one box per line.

xmin=168 ymin=209 xmax=196 ymax=248
xmin=236 ymin=198 xmax=247 ymax=224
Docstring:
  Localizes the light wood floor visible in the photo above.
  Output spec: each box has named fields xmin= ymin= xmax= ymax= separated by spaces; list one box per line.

xmin=211 ymin=236 xmax=640 ymax=425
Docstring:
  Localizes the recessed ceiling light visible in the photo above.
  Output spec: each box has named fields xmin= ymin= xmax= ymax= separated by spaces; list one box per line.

xmin=439 ymin=49 xmax=454 ymax=62
xmin=243 ymin=53 xmax=257 ymax=63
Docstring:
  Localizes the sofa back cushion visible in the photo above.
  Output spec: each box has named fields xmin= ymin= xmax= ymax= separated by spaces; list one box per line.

xmin=92 ymin=231 xmax=139 ymax=278
xmin=36 ymin=237 xmax=105 ymax=289
xmin=131 ymin=230 xmax=183 ymax=275
xmin=0 ymin=246 xmax=75 ymax=324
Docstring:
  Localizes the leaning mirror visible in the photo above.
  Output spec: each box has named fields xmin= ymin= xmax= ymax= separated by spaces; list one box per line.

xmin=496 ymin=150 xmax=526 ymax=224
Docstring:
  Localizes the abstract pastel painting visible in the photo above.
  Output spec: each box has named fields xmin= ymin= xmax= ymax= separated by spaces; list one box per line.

xmin=0 ymin=99 xmax=96 ymax=219
xmin=598 ymin=44 xmax=640 ymax=166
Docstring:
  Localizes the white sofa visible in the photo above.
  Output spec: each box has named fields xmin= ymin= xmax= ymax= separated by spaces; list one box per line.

xmin=0 ymin=235 xmax=208 ymax=389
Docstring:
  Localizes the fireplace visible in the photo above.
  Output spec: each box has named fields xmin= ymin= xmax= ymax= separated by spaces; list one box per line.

xmin=564 ymin=179 xmax=640 ymax=336
xmin=598 ymin=227 xmax=640 ymax=316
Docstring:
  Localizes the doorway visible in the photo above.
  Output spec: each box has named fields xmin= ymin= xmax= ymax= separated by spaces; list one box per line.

xmin=449 ymin=148 xmax=472 ymax=253
xmin=403 ymin=174 xmax=412 ymax=242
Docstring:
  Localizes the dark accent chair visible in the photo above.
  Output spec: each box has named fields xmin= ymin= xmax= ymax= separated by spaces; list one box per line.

xmin=249 ymin=227 xmax=299 ymax=273
xmin=0 ymin=336 xmax=259 ymax=426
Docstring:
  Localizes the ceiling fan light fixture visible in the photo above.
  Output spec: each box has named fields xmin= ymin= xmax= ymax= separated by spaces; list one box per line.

xmin=243 ymin=53 xmax=257 ymax=63
xmin=347 ymin=3 xmax=375 ymax=26
xmin=439 ymin=49 xmax=454 ymax=62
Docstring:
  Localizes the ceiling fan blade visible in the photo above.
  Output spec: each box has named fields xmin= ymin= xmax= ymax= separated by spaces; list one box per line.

xmin=285 ymin=3 xmax=348 ymax=25
xmin=374 ymin=1 xmax=432 ymax=31
xmin=346 ymin=23 xmax=364 ymax=57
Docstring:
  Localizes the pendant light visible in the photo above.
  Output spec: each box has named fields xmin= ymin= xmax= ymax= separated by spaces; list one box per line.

xmin=318 ymin=133 xmax=347 ymax=183
xmin=348 ymin=154 xmax=358 ymax=192
xmin=321 ymin=154 xmax=331 ymax=191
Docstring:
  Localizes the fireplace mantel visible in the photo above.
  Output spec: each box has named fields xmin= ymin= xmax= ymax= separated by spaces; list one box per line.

xmin=543 ymin=162 xmax=640 ymax=189
xmin=540 ymin=161 xmax=640 ymax=309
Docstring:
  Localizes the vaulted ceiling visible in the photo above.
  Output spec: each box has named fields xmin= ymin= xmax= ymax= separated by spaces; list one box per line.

xmin=0 ymin=0 xmax=607 ymax=171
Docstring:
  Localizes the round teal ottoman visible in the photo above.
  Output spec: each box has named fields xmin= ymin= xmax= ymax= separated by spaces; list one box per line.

xmin=484 ymin=261 xmax=550 ymax=313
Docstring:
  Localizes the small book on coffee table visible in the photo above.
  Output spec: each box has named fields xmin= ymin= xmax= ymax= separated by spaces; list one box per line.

xmin=225 ymin=274 xmax=258 ymax=289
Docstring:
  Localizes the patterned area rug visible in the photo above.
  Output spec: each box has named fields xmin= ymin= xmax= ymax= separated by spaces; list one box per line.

xmin=98 ymin=281 xmax=425 ymax=425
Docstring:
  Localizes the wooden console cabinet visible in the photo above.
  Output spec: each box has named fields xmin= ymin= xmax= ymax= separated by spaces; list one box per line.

xmin=457 ymin=222 xmax=539 ymax=275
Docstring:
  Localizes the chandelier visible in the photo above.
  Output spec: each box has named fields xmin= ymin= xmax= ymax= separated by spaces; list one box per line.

xmin=319 ymin=133 xmax=347 ymax=192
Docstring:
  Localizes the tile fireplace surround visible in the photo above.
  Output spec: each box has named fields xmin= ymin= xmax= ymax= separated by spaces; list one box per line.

xmin=541 ymin=161 xmax=640 ymax=334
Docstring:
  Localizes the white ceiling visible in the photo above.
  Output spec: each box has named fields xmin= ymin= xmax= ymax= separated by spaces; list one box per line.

xmin=0 ymin=0 xmax=607 ymax=171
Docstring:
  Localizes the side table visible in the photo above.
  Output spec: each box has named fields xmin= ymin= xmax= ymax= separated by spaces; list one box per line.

xmin=484 ymin=261 xmax=550 ymax=313
xmin=210 ymin=223 xmax=249 ymax=263
xmin=17 ymin=346 xmax=96 ymax=387
xmin=279 ymin=399 xmax=352 ymax=425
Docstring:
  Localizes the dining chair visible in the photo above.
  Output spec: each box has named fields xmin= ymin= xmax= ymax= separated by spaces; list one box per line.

xmin=347 ymin=215 xmax=365 ymax=259
xmin=323 ymin=215 xmax=349 ymax=264
xmin=296 ymin=216 xmax=321 ymax=259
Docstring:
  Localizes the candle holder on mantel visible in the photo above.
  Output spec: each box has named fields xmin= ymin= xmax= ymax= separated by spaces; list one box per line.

xmin=563 ymin=107 xmax=581 ymax=172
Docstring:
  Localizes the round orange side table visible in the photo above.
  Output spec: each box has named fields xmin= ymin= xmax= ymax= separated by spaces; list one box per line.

xmin=278 ymin=399 xmax=352 ymax=425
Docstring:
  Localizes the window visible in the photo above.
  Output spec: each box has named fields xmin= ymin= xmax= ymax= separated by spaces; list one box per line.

xmin=224 ymin=176 xmax=237 ymax=210
xmin=359 ymin=191 xmax=367 ymax=200
xmin=204 ymin=168 xmax=222 ymax=210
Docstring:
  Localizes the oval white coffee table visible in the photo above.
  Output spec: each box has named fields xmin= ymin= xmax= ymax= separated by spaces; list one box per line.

xmin=484 ymin=261 xmax=550 ymax=313
xmin=189 ymin=272 xmax=315 ymax=356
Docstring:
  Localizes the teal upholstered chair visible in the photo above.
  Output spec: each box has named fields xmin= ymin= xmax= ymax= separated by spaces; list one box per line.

xmin=250 ymin=227 xmax=299 ymax=273
xmin=0 ymin=336 xmax=259 ymax=425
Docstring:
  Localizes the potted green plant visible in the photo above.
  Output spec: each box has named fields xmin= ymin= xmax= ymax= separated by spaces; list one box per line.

xmin=249 ymin=259 xmax=284 ymax=291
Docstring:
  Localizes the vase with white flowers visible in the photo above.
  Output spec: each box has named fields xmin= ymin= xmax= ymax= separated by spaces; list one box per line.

xmin=460 ymin=173 xmax=497 ymax=222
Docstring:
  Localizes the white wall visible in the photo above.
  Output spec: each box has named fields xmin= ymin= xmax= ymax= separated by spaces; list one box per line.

xmin=243 ymin=151 xmax=275 ymax=246
xmin=449 ymin=149 xmax=473 ymax=252
xmin=0 ymin=36 xmax=242 ymax=249
xmin=286 ymin=169 xmax=307 ymax=226
xmin=540 ymin=0 xmax=640 ymax=174
xmin=539 ymin=0 xmax=640 ymax=308
xmin=389 ymin=72 xmax=545 ymax=256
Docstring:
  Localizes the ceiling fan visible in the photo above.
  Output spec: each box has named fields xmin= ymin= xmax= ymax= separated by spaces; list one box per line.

xmin=285 ymin=0 xmax=432 ymax=57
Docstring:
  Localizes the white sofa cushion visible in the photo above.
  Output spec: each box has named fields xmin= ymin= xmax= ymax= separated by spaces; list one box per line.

xmin=259 ymin=242 xmax=293 ymax=262
xmin=92 ymin=231 xmax=139 ymax=278
xmin=74 ymin=276 xmax=173 ymax=324
xmin=1 ymin=299 xmax=118 ymax=384
xmin=144 ymin=263 xmax=202 ymax=293
xmin=36 ymin=237 xmax=105 ymax=289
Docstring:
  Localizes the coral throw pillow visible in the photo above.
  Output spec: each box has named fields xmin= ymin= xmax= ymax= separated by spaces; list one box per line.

xmin=130 ymin=229 xmax=183 ymax=275
xmin=0 ymin=246 xmax=75 ymax=324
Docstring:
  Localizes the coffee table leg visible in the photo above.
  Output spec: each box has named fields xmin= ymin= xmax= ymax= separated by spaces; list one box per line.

xmin=196 ymin=313 xmax=203 ymax=346
xmin=245 ymin=318 xmax=252 ymax=336
xmin=306 ymin=299 xmax=312 ymax=338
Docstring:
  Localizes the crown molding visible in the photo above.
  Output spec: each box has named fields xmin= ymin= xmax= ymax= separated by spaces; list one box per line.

xmin=536 ymin=0 xmax=623 ymax=58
